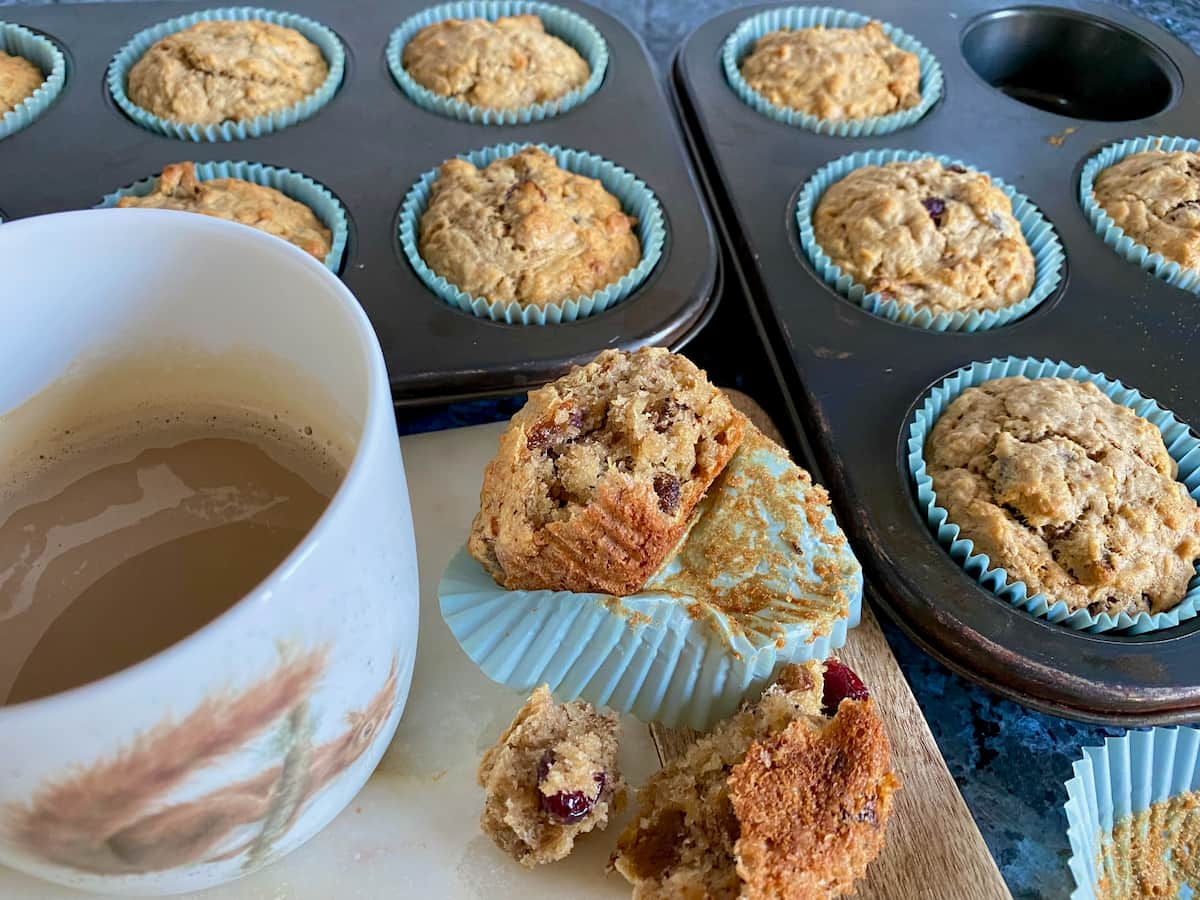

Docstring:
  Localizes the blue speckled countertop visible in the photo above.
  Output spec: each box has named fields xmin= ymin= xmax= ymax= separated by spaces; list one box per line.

xmin=1 ymin=0 xmax=1196 ymax=896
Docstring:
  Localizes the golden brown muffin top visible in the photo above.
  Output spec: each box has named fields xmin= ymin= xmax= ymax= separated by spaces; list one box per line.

xmin=402 ymin=14 xmax=588 ymax=110
xmin=0 ymin=50 xmax=44 ymax=116
xmin=1093 ymin=149 xmax=1200 ymax=273
xmin=126 ymin=20 xmax=328 ymax=125
xmin=116 ymin=162 xmax=332 ymax=261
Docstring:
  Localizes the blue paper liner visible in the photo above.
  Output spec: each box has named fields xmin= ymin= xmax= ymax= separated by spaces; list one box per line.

xmin=1081 ymin=135 xmax=1200 ymax=296
xmin=722 ymin=6 xmax=942 ymax=136
xmin=107 ymin=7 xmax=345 ymax=142
xmin=399 ymin=142 xmax=665 ymax=325
xmin=1065 ymin=727 xmax=1200 ymax=899
xmin=0 ymin=22 xmax=66 ymax=141
xmin=907 ymin=356 xmax=1200 ymax=634
xmin=438 ymin=428 xmax=864 ymax=729
xmin=386 ymin=1 xmax=607 ymax=124
xmin=797 ymin=149 xmax=1065 ymax=331
xmin=97 ymin=160 xmax=348 ymax=272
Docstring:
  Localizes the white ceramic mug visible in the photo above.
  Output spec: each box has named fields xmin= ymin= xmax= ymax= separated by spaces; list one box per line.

xmin=0 ymin=210 xmax=419 ymax=895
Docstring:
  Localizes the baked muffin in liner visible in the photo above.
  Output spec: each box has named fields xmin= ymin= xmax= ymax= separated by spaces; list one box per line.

xmin=398 ymin=142 xmax=665 ymax=326
xmin=1081 ymin=135 xmax=1200 ymax=297
xmin=439 ymin=425 xmax=863 ymax=730
xmin=1065 ymin=727 xmax=1200 ymax=899
xmin=97 ymin=160 xmax=349 ymax=272
xmin=107 ymin=6 xmax=345 ymax=142
xmin=907 ymin=356 xmax=1200 ymax=634
xmin=797 ymin=148 xmax=1064 ymax=332
xmin=0 ymin=22 xmax=66 ymax=142
xmin=387 ymin=0 xmax=607 ymax=125
xmin=722 ymin=6 xmax=941 ymax=136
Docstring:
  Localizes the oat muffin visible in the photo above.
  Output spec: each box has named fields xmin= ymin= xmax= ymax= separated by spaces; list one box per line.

xmin=813 ymin=158 xmax=1036 ymax=315
xmin=402 ymin=15 xmax=588 ymax=111
xmin=478 ymin=685 xmax=623 ymax=866
xmin=468 ymin=347 xmax=746 ymax=596
xmin=611 ymin=660 xmax=898 ymax=899
xmin=1093 ymin=149 xmax=1200 ymax=273
xmin=926 ymin=376 xmax=1200 ymax=618
xmin=126 ymin=20 xmax=328 ymax=125
xmin=0 ymin=50 xmax=43 ymax=116
xmin=116 ymin=162 xmax=332 ymax=260
xmin=739 ymin=21 xmax=919 ymax=120
xmin=418 ymin=146 xmax=640 ymax=307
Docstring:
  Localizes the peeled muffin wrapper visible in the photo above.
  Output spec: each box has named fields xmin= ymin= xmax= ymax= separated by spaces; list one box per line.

xmin=439 ymin=426 xmax=863 ymax=730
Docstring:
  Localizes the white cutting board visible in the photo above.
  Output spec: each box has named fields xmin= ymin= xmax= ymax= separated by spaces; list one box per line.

xmin=0 ymin=414 xmax=1008 ymax=899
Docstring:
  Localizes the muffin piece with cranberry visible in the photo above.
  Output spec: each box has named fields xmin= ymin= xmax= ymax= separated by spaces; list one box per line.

xmin=478 ymin=684 xmax=624 ymax=866
xmin=468 ymin=347 xmax=746 ymax=596
xmin=612 ymin=659 xmax=898 ymax=898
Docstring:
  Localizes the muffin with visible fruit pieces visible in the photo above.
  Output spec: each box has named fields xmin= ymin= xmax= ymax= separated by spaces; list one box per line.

xmin=116 ymin=162 xmax=332 ymax=261
xmin=478 ymin=684 xmax=624 ymax=866
xmin=813 ymin=157 xmax=1035 ymax=315
xmin=739 ymin=21 xmax=919 ymax=120
xmin=611 ymin=658 xmax=898 ymax=898
xmin=0 ymin=49 xmax=44 ymax=116
xmin=418 ymin=145 xmax=641 ymax=308
xmin=402 ymin=15 xmax=588 ymax=111
xmin=925 ymin=375 xmax=1200 ymax=619
xmin=1092 ymin=149 xmax=1200 ymax=273
xmin=126 ymin=19 xmax=329 ymax=125
xmin=467 ymin=346 xmax=746 ymax=596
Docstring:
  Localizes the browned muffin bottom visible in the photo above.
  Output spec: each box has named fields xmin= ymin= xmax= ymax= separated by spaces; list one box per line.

xmin=477 ymin=685 xmax=623 ymax=866
xmin=418 ymin=146 xmax=640 ymax=308
xmin=926 ymin=376 xmax=1200 ymax=618
xmin=468 ymin=347 xmax=746 ymax=596
xmin=0 ymin=50 xmax=44 ymax=115
xmin=402 ymin=14 xmax=588 ymax=110
xmin=1093 ymin=149 xmax=1200 ymax=273
xmin=611 ymin=660 xmax=899 ymax=899
xmin=116 ymin=162 xmax=332 ymax=260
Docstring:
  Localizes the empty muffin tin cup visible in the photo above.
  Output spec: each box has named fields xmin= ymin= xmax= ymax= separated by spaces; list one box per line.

xmin=0 ymin=22 xmax=66 ymax=141
xmin=97 ymin=160 xmax=349 ymax=272
xmin=438 ymin=429 xmax=864 ymax=729
xmin=907 ymin=356 xmax=1200 ymax=634
xmin=797 ymin=149 xmax=1064 ymax=332
xmin=1065 ymin=727 xmax=1200 ymax=899
xmin=399 ymin=142 xmax=665 ymax=326
xmin=107 ymin=6 xmax=345 ymax=142
xmin=1081 ymin=135 xmax=1200 ymax=296
xmin=386 ymin=0 xmax=608 ymax=125
xmin=722 ymin=6 xmax=942 ymax=136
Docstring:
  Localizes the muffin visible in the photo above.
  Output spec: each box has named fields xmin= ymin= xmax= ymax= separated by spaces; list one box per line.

xmin=126 ymin=20 xmax=328 ymax=125
xmin=0 ymin=49 xmax=43 ymax=116
xmin=418 ymin=146 xmax=641 ymax=307
xmin=402 ymin=15 xmax=588 ymax=111
xmin=611 ymin=659 xmax=898 ymax=898
xmin=813 ymin=158 xmax=1036 ymax=315
xmin=468 ymin=346 xmax=746 ymax=596
xmin=739 ymin=21 xmax=919 ymax=120
xmin=116 ymin=162 xmax=332 ymax=261
xmin=926 ymin=376 xmax=1200 ymax=618
xmin=478 ymin=685 xmax=623 ymax=866
xmin=1092 ymin=149 xmax=1200 ymax=273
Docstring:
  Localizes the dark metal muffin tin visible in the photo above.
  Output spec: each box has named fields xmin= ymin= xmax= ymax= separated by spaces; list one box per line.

xmin=673 ymin=0 xmax=1200 ymax=724
xmin=0 ymin=0 xmax=718 ymax=405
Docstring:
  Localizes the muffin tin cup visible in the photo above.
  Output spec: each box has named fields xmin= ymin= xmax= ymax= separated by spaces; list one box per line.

xmin=796 ymin=149 xmax=1065 ymax=332
xmin=106 ymin=6 xmax=345 ymax=142
xmin=1081 ymin=135 xmax=1200 ymax=296
xmin=398 ymin=142 xmax=666 ymax=326
xmin=386 ymin=0 xmax=608 ymax=125
xmin=438 ymin=431 xmax=864 ymax=730
xmin=1065 ymin=727 xmax=1200 ymax=899
xmin=722 ymin=6 xmax=943 ymax=136
xmin=96 ymin=160 xmax=349 ymax=272
xmin=907 ymin=356 xmax=1200 ymax=635
xmin=0 ymin=22 xmax=66 ymax=142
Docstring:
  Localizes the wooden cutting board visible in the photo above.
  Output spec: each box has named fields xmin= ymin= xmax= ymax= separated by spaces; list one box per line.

xmin=0 ymin=396 xmax=1009 ymax=899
